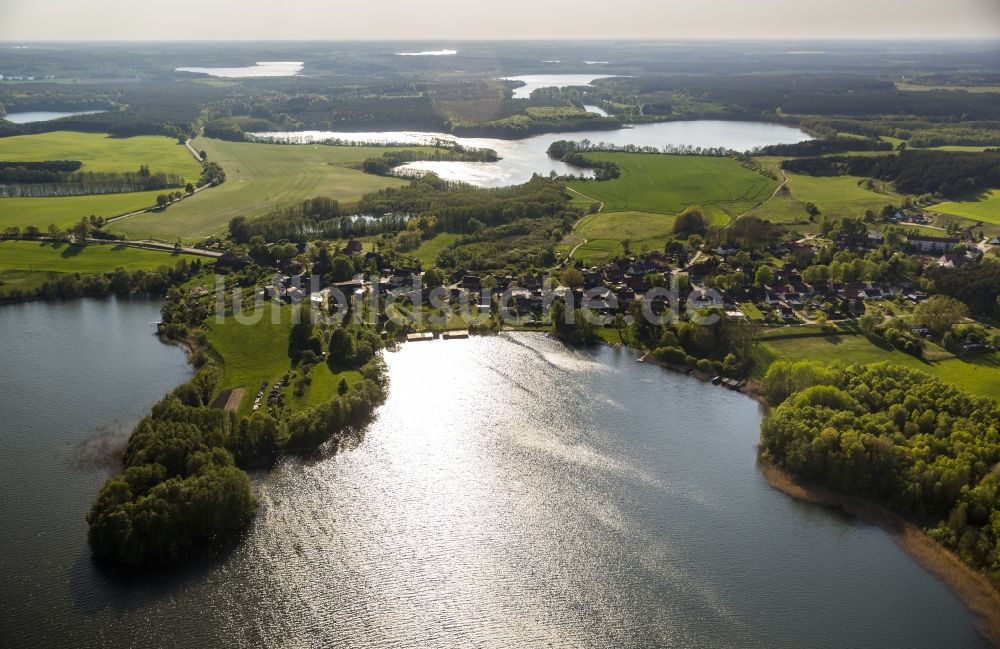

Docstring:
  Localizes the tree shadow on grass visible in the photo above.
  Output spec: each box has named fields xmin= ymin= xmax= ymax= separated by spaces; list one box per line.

xmin=59 ymin=244 xmax=86 ymax=259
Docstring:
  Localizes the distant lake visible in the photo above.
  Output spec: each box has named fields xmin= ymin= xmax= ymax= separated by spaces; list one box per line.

xmin=3 ymin=110 xmax=106 ymax=124
xmin=504 ymin=74 xmax=619 ymax=99
xmin=396 ymin=49 xmax=457 ymax=57
xmin=248 ymin=120 xmax=810 ymax=187
xmin=175 ymin=61 xmax=303 ymax=78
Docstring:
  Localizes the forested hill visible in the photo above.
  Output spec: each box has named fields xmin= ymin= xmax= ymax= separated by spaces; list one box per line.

xmin=760 ymin=361 xmax=1000 ymax=588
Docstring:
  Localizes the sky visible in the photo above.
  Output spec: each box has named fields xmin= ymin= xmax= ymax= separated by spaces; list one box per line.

xmin=1 ymin=0 xmax=999 ymax=41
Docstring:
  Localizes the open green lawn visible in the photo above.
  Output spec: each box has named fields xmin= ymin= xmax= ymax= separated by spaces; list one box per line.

xmin=408 ymin=233 xmax=461 ymax=265
xmin=0 ymin=131 xmax=200 ymax=177
xmin=0 ymin=240 xmax=203 ymax=296
xmin=286 ymin=364 xmax=364 ymax=412
xmin=745 ymin=171 xmax=902 ymax=225
xmin=931 ymin=190 xmax=1000 ymax=226
xmin=206 ymin=304 xmax=299 ymax=416
xmin=571 ymin=210 xmax=704 ymax=264
xmin=567 ymin=154 xmax=777 ymax=221
xmin=0 ymin=189 xmax=170 ymax=231
xmin=206 ymin=303 xmax=359 ymax=416
xmin=753 ymin=326 xmax=1000 ymax=400
xmin=110 ymin=138 xmax=422 ymax=242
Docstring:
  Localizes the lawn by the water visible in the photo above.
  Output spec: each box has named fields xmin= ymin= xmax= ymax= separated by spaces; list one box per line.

xmin=0 ymin=240 xmax=203 ymax=296
xmin=0 ymin=131 xmax=200 ymax=178
xmin=207 ymin=303 xmax=361 ymax=416
xmin=0 ymin=240 xmax=201 ymax=273
xmin=111 ymin=138 xmax=426 ymax=242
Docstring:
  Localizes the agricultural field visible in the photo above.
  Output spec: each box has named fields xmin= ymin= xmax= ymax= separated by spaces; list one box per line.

xmin=752 ymin=326 xmax=1000 ymax=400
xmin=0 ymin=131 xmax=201 ymax=230
xmin=0 ymin=189 xmax=169 ymax=231
xmin=931 ymin=189 xmax=1000 ymax=226
xmin=567 ymin=154 xmax=777 ymax=219
xmin=0 ymin=131 xmax=200 ymax=177
xmin=0 ymin=240 xmax=203 ymax=296
xmin=110 ymin=138 xmax=426 ymax=242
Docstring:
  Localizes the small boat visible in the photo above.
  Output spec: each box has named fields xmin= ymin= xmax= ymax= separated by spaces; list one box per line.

xmin=710 ymin=376 xmax=723 ymax=385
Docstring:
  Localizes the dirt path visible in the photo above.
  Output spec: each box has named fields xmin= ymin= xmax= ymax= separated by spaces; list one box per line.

xmin=560 ymin=187 xmax=605 ymax=265
xmin=213 ymin=388 xmax=245 ymax=412
xmin=184 ymin=138 xmax=203 ymax=163
xmin=733 ymin=169 xmax=789 ymax=223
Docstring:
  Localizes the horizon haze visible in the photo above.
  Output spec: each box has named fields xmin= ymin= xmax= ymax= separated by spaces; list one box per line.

xmin=1 ymin=0 xmax=1000 ymax=41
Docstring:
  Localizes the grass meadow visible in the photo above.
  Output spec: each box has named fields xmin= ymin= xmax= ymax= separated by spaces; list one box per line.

xmin=0 ymin=240 xmax=203 ymax=296
xmin=0 ymin=131 xmax=200 ymax=177
xmin=111 ymin=138 xmax=424 ymax=242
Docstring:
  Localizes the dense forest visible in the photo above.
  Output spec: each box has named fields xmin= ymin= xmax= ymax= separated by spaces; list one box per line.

xmin=754 ymin=137 xmax=892 ymax=156
xmin=760 ymin=361 xmax=1000 ymax=586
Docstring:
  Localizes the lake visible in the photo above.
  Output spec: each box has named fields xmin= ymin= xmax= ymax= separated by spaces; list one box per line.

xmin=0 ymin=303 xmax=990 ymax=648
xmin=248 ymin=120 xmax=809 ymax=187
xmin=175 ymin=61 xmax=303 ymax=77
xmin=2 ymin=110 xmax=106 ymax=124
xmin=503 ymin=74 xmax=618 ymax=99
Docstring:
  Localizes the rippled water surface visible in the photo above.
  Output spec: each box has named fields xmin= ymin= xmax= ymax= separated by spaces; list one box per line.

xmin=0 ymin=313 xmax=990 ymax=648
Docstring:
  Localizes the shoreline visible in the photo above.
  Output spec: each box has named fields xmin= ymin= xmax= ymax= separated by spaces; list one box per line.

xmin=629 ymin=337 xmax=1000 ymax=646
xmin=760 ymin=460 xmax=1000 ymax=649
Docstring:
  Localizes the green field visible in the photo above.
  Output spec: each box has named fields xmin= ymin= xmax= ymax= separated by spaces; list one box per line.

xmin=111 ymin=138 xmax=422 ymax=242
xmin=570 ymin=210 xmax=694 ymax=264
xmin=567 ymin=154 xmax=777 ymax=221
xmin=0 ymin=240 xmax=203 ymax=296
xmin=0 ymin=189 xmax=170 ymax=231
xmin=745 ymin=170 xmax=902 ymax=225
xmin=408 ymin=233 xmax=461 ymax=265
xmin=207 ymin=303 xmax=359 ymax=416
xmin=753 ymin=327 xmax=1000 ymax=400
xmin=0 ymin=131 xmax=201 ymax=231
xmin=932 ymin=190 xmax=1000 ymax=225
xmin=0 ymin=131 xmax=200 ymax=177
